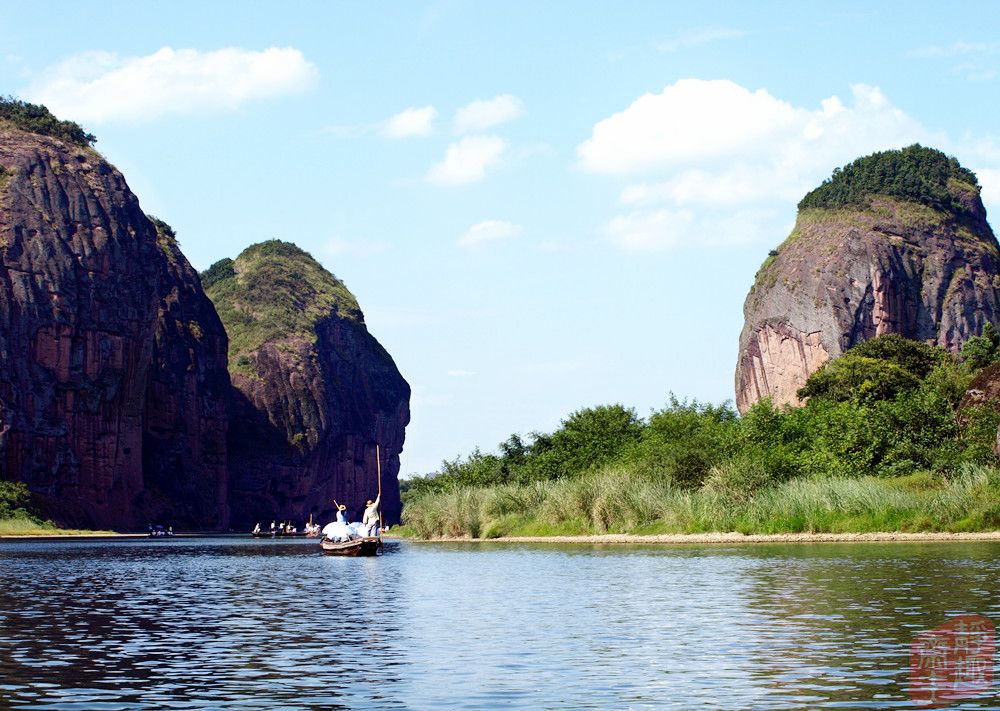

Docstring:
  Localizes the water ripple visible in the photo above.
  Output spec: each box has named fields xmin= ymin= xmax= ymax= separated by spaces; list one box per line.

xmin=3 ymin=538 xmax=1000 ymax=708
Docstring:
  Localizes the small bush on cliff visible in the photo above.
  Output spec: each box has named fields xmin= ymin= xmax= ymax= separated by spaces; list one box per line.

xmin=0 ymin=97 xmax=96 ymax=147
xmin=797 ymin=145 xmax=979 ymax=214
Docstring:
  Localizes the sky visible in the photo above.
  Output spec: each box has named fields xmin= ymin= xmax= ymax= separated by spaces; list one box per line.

xmin=2 ymin=1 xmax=1000 ymax=476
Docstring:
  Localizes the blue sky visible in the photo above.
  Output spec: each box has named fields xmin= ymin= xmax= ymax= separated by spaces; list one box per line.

xmin=2 ymin=1 xmax=1000 ymax=475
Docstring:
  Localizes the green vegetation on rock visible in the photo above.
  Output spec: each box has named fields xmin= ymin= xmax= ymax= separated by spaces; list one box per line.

xmin=797 ymin=144 xmax=979 ymax=214
xmin=0 ymin=481 xmax=86 ymax=536
xmin=0 ymin=97 xmax=96 ymax=147
xmin=402 ymin=333 xmax=1000 ymax=538
xmin=201 ymin=258 xmax=235 ymax=289
xmin=202 ymin=240 xmax=362 ymax=368
xmin=148 ymin=215 xmax=181 ymax=267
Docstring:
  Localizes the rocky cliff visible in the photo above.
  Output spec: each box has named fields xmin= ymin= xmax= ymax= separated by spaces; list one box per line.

xmin=0 ymin=114 xmax=231 ymax=529
xmin=736 ymin=145 xmax=1000 ymax=413
xmin=202 ymin=241 xmax=410 ymax=527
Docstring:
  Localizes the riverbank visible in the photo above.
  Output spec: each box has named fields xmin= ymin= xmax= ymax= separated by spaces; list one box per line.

xmin=0 ymin=517 xmax=117 ymax=537
xmin=396 ymin=530 xmax=1000 ymax=545
xmin=399 ymin=465 xmax=1000 ymax=540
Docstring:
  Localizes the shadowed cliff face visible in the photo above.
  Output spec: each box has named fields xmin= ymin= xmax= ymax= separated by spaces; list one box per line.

xmin=142 ymin=221 xmax=232 ymax=528
xmin=737 ymin=158 xmax=1000 ymax=414
xmin=0 ymin=128 xmax=231 ymax=529
xmin=204 ymin=241 xmax=410 ymax=527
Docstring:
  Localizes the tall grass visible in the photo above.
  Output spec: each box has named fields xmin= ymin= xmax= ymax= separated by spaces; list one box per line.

xmin=0 ymin=512 xmax=114 ymax=537
xmin=399 ymin=464 xmax=1000 ymax=538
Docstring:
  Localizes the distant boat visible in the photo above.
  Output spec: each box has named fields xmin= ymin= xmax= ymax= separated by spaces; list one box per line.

xmin=320 ymin=537 xmax=383 ymax=556
xmin=251 ymin=529 xmax=308 ymax=538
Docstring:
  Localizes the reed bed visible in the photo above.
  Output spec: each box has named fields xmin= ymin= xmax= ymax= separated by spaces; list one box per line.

xmin=399 ymin=464 xmax=1000 ymax=539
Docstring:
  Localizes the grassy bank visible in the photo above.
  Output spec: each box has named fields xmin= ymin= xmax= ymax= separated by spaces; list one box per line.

xmin=0 ymin=481 xmax=116 ymax=536
xmin=0 ymin=513 xmax=115 ymax=537
xmin=398 ymin=464 xmax=1000 ymax=539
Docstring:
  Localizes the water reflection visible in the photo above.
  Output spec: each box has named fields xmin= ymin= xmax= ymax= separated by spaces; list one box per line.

xmin=2 ymin=538 xmax=1000 ymax=708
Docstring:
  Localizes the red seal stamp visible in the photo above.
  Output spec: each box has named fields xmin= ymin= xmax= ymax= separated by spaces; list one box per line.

xmin=910 ymin=614 xmax=995 ymax=706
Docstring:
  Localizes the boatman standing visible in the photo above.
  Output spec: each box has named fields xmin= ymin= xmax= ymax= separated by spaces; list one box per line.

xmin=362 ymin=495 xmax=381 ymax=537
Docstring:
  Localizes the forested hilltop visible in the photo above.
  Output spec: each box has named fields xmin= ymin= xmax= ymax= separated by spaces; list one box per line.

xmin=401 ymin=326 xmax=1000 ymax=538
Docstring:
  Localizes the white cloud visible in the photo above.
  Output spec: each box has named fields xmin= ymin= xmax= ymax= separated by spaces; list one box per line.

xmin=27 ymin=46 xmax=319 ymax=123
xmin=577 ymin=80 xmax=925 ymax=176
xmin=608 ymin=209 xmax=695 ymax=251
xmin=587 ymin=78 xmax=999 ymax=253
xmin=909 ymin=41 xmax=998 ymax=58
xmin=908 ymin=42 xmax=998 ymax=83
xmin=457 ymin=220 xmax=523 ymax=248
xmin=607 ymin=207 xmax=782 ymax=252
xmin=581 ymin=80 xmax=935 ymax=211
xmin=383 ymin=105 xmax=437 ymax=138
xmin=952 ymin=62 xmax=997 ymax=82
xmin=578 ymin=80 xmax=799 ymax=174
xmin=427 ymin=135 xmax=506 ymax=186
xmin=619 ymin=166 xmax=808 ymax=207
xmin=454 ymin=95 xmax=525 ymax=133
xmin=657 ymin=26 xmax=746 ymax=53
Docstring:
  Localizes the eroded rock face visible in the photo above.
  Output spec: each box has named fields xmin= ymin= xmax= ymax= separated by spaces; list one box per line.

xmin=204 ymin=242 xmax=410 ymax=527
xmin=141 ymin=223 xmax=231 ymax=528
xmin=737 ymin=196 xmax=1000 ymax=413
xmin=0 ymin=128 xmax=230 ymax=529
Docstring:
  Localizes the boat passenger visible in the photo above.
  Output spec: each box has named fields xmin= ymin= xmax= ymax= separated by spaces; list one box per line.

xmin=253 ymin=523 xmax=261 ymax=535
xmin=362 ymin=495 xmax=381 ymax=537
xmin=321 ymin=503 xmax=353 ymax=542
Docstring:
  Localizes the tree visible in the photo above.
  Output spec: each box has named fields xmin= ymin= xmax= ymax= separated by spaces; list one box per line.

xmin=960 ymin=322 xmax=1000 ymax=371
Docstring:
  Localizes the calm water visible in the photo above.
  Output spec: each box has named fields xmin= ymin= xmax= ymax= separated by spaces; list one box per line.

xmin=2 ymin=537 xmax=1000 ymax=709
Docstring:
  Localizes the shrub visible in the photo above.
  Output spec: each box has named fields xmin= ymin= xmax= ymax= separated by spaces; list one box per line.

xmin=797 ymin=144 xmax=979 ymax=214
xmin=202 ymin=258 xmax=235 ymax=289
xmin=0 ymin=480 xmax=32 ymax=518
xmin=960 ymin=323 xmax=1000 ymax=371
xmin=0 ymin=97 xmax=96 ymax=146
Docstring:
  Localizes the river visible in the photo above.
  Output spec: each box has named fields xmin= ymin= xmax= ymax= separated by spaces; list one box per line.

xmin=2 ymin=537 xmax=1000 ymax=709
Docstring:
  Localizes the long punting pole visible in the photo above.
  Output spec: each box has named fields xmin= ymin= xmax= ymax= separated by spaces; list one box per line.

xmin=376 ymin=443 xmax=383 ymax=534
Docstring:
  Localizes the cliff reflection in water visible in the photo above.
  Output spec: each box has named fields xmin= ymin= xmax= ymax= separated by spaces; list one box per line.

xmin=2 ymin=537 xmax=1000 ymax=709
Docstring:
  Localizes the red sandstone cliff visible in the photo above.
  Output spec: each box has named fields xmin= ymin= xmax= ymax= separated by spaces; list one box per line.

xmin=736 ymin=151 xmax=1000 ymax=413
xmin=0 ymin=127 xmax=231 ymax=529
xmin=202 ymin=242 xmax=410 ymax=527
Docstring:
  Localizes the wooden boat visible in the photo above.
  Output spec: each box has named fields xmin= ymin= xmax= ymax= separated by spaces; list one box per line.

xmin=320 ymin=536 xmax=383 ymax=556
xmin=251 ymin=529 xmax=308 ymax=538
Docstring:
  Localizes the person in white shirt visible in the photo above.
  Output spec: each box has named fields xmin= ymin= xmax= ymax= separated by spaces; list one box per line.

xmin=362 ymin=495 xmax=380 ymax=537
